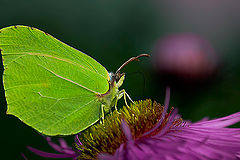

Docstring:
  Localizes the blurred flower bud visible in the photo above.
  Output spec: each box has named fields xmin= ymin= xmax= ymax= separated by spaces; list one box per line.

xmin=152 ymin=33 xmax=219 ymax=84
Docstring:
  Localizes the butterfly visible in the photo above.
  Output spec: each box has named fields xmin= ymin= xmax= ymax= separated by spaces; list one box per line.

xmin=0 ymin=25 xmax=149 ymax=135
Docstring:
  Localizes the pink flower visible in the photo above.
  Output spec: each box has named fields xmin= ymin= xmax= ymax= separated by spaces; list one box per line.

xmin=27 ymin=88 xmax=240 ymax=160
xmin=98 ymin=88 xmax=240 ymax=160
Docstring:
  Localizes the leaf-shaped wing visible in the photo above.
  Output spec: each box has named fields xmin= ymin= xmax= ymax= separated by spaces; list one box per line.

xmin=0 ymin=26 xmax=109 ymax=135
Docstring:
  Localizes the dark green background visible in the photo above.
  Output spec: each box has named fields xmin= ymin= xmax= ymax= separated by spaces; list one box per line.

xmin=1 ymin=0 xmax=239 ymax=159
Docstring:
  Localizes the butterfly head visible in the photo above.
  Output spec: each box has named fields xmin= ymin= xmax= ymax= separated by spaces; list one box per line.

xmin=109 ymin=72 xmax=125 ymax=87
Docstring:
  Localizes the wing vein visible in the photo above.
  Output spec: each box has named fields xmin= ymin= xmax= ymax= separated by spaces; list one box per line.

xmin=3 ymin=52 xmax=107 ymax=80
xmin=37 ymin=64 xmax=99 ymax=94
xmin=44 ymin=99 xmax=96 ymax=132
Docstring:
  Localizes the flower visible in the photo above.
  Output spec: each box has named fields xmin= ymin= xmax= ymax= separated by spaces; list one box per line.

xmin=97 ymin=88 xmax=240 ymax=160
xmin=99 ymin=111 xmax=240 ymax=160
xmin=26 ymin=87 xmax=240 ymax=160
xmin=152 ymin=34 xmax=219 ymax=83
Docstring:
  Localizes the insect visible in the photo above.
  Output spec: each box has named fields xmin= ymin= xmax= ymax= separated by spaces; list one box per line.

xmin=0 ymin=25 xmax=149 ymax=136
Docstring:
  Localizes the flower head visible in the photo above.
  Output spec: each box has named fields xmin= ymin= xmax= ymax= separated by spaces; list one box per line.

xmin=152 ymin=34 xmax=219 ymax=81
xmin=75 ymin=88 xmax=240 ymax=160
xmin=99 ymin=110 xmax=240 ymax=160
xmin=27 ymin=88 xmax=240 ymax=160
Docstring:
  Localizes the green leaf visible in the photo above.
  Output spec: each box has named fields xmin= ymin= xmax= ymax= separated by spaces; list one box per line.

xmin=0 ymin=26 xmax=113 ymax=135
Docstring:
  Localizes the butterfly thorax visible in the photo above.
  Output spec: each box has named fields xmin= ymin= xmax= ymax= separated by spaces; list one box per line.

xmin=96 ymin=72 xmax=125 ymax=113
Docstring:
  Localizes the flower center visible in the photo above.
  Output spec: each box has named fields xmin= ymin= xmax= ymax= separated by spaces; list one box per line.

xmin=74 ymin=99 xmax=182 ymax=160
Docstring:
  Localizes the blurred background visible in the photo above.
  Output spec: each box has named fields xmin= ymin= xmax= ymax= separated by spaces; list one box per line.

xmin=0 ymin=0 xmax=240 ymax=159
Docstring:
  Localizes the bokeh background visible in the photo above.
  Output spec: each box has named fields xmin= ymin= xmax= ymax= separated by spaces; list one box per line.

xmin=0 ymin=0 xmax=240 ymax=159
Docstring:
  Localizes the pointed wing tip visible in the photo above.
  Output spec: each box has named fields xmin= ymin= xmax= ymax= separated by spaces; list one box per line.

xmin=6 ymin=110 xmax=16 ymax=117
xmin=6 ymin=106 xmax=13 ymax=115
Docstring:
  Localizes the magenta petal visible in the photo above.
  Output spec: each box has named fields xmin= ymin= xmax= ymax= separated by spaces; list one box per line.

xmin=143 ymin=87 xmax=171 ymax=137
xmin=46 ymin=137 xmax=63 ymax=153
xmin=26 ymin=137 xmax=79 ymax=159
xmin=27 ymin=146 xmax=77 ymax=158
xmin=121 ymin=119 xmax=133 ymax=141
xmin=98 ymin=153 xmax=118 ymax=160
xmin=58 ymin=138 xmax=76 ymax=155
xmin=21 ymin=153 xmax=28 ymax=160
xmin=101 ymin=108 xmax=240 ymax=160
xmin=59 ymin=138 xmax=69 ymax=148
xmin=193 ymin=112 xmax=240 ymax=128
xmin=74 ymin=134 xmax=83 ymax=146
xmin=155 ymin=108 xmax=179 ymax=137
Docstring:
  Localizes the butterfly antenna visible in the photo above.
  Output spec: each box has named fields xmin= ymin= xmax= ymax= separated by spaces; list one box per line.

xmin=115 ymin=54 xmax=150 ymax=75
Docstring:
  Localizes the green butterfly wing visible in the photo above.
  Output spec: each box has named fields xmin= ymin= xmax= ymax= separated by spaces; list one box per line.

xmin=0 ymin=26 xmax=110 ymax=135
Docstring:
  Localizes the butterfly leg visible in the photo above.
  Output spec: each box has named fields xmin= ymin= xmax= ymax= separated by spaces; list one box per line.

xmin=113 ymin=96 xmax=121 ymax=114
xmin=118 ymin=89 xmax=134 ymax=108
xmin=100 ymin=104 xmax=105 ymax=124
xmin=124 ymin=90 xmax=134 ymax=104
